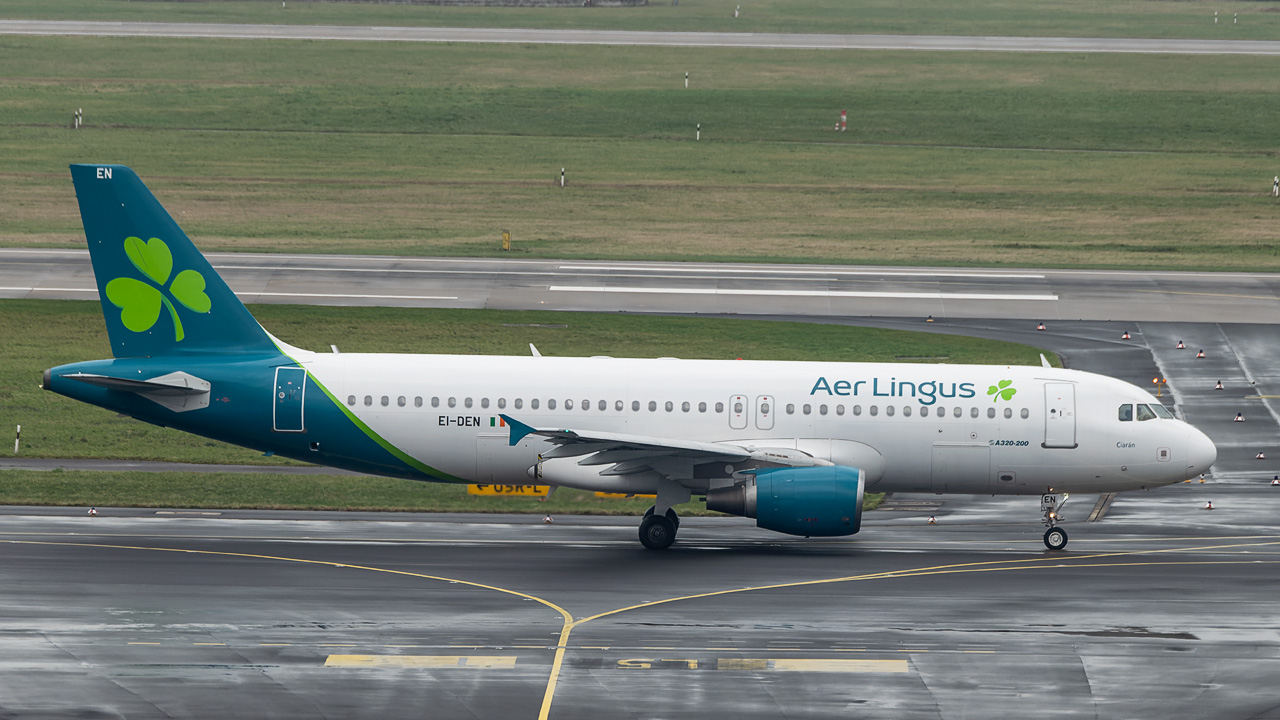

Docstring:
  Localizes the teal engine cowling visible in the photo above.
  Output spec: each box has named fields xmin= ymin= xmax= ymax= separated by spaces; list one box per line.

xmin=705 ymin=466 xmax=865 ymax=537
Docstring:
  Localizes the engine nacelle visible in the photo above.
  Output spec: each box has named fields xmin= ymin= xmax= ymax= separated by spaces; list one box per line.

xmin=705 ymin=466 xmax=865 ymax=537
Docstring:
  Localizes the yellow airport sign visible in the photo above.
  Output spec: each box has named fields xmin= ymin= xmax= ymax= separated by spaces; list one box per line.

xmin=594 ymin=492 xmax=657 ymax=499
xmin=468 ymin=484 xmax=549 ymax=497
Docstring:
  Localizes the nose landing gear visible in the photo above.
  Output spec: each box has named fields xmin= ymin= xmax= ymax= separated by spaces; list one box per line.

xmin=1041 ymin=493 xmax=1069 ymax=550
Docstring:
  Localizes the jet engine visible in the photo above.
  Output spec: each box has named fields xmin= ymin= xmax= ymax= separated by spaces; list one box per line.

xmin=705 ymin=466 xmax=865 ymax=537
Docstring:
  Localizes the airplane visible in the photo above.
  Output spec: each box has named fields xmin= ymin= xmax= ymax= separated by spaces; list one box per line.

xmin=43 ymin=165 xmax=1217 ymax=551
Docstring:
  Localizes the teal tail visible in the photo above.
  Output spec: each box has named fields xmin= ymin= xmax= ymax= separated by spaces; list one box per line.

xmin=70 ymin=164 xmax=277 ymax=358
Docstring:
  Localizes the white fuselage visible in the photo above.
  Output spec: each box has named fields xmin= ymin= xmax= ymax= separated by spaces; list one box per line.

xmin=300 ymin=352 xmax=1216 ymax=496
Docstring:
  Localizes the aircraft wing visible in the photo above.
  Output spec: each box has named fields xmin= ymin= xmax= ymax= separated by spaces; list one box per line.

xmin=499 ymin=414 xmax=830 ymax=478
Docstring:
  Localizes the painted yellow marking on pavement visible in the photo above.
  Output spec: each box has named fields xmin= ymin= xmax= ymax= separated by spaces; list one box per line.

xmin=1130 ymin=288 xmax=1280 ymax=301
xmin=718 ymin=658 xmax=768 ymax=671
xmin=325 ymin=655 xmax=517 ymax=669
xmin=771 ymin=659 xmax=909 ymax=673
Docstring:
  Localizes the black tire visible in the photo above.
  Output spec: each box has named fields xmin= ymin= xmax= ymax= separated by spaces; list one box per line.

xmin=643 ymin=505 xmax=680 ymax=530
xmin=639 ymin=514 xmax=677 ymax=550
xmin=1043 ymin=527 xmax=1068 ymax=551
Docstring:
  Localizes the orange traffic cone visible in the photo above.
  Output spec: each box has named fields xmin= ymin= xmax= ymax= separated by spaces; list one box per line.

xmin=1196 ymin=349 xmax=1205 ymax=358
xmin=1235 ymin=412 xmax=1245 ymax=422
xmin=1203 ymin=500 xmax=1214 ymax=510
xmin=1121 ymin=331 xmax=1131 ymax=339
xmin=926 ymin=315 xmax=934 ymax=323
xmin=1258 ymin=452 xmax=1267 ymax=460
xmin=1176 ymin=340 xmax=1186 ymax=349
xmin=1215 ymin=380 xmax=1224 ymax=390
xmin=1036 ymin=322 xmax=1045 ymax=331
xmin=927 ymin=515 xmax=937 ymax=525
xmin=1271 ymin=476 xmax=1279 ymax=486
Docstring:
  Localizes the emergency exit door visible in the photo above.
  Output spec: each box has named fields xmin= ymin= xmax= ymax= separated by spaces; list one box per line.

xmin=1043 ymin=382 xmax=1076 ymax=449
xmin=273 ymin=367 xmax=306 ymax=432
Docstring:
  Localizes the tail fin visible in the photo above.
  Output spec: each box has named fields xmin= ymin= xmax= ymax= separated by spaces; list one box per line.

xmin=70 ymin=164 xmax=277 ymax=358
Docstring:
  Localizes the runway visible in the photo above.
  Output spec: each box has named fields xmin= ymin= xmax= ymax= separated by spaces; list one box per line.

xmin=5 ymin=20 xmax=1280 ymax=55
xmin=3 ymin=249 xmax=1279 ymax=323
xmin=3 ymin=486 xmax=1279 ymax=720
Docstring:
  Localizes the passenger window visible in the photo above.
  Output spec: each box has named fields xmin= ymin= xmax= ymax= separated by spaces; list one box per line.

xmin=565 ymin=399 xmax=573 ymax=410
xmin=1118 ymin=404 xmax=1133 ymax=422
xmin=836 ymin=405 xmax=845 ymax=416
xmin=902 ymin=406 xmax=912 ymax=417
xmin=665 ymin=401 xmax=674 ymax=412
xmin=1003 ymin=407 xmax=1012 ymax=419
xmin=365 ymin=396 xmax=373 ymax=406
xmin=531 ymin=399 xmax=540 ymax=410
xmin=786 ymin=403 xmax=795 ymax=414
xmin=1020 ymin=408 xmax=1029 ymax=419
xmin=632 ymin=400 xmax=640 ymax=411
xmin=548 ymin=399 xmax=557 ymax=410
xmin=970 ymin=407 xmax=978 ymax=418
xmin=431 ymin=397 xmax=439 ymax=408
xmin=347 ymin=395 xmax=356 ymax=406
xmin=803 ymin=404 xmax=812 ymax=415
xmin=953 ymin=407 xmax=962 ymax=418
xmin=682 ymin=401 xmax=691 ymax=412
xmin=698 ymin=401 xmax=707 ymax=413
xmin=381 ymin=396 xmax=389 ymax=407
xmin=936 ymin=407 xmax=945 ymax=417
xmin=497 ymin=398 xmax=506 ymax=409
xmin=448 ymin=397 xmax=456 ymax=408
xmin=819 ymin=404 xmax=828 ymax=415
xmin=1136 ymin=404 xmax=1157 ymax=421
xmin=415 ymin=397 xmax=423 ymax=408
xmin=397 ymin=396 xmax=406 ymax=407
xmin=600 ymin=400 xmax=608 ymax=411
xmin=615 ymin=400 xmax=623 ymax=411
xmin=869 ymin=405 xmax=878 ymax=417
xmin=464 ymin=397 xmax=473 ymax=409
xmin=649 ymin=401 xmax=657 ymax=412
xmin=481 ymin=398 xmax=489 ymax=409
xmin=885 ymin=406 xmax=895 ymax=417
xmin=715 ymin=402 xmax=724 ymax=413
xmin=853 ymin=405 xmax=862 ymax=416
xmin=1151 ymin=404 xmax=1174 ymax=419
xmin=987 ymin=407 xmax=996 ymax=419
xmin=515 ymin=398 xmax=523 ymax=409
xmin=920 ymin=406 xmax=929 ymax=417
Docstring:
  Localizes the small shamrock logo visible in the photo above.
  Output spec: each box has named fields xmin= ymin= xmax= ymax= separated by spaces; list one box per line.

xmin=987 ymin=379 xmax=1017 ymax=402
xmin=104 ymin=236 xmax=210 ymax=342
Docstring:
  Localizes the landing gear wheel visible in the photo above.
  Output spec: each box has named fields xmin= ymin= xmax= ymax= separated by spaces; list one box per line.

xmin=1043 ymin=526 xmax=1068 ymax=551
xmin=639 ymin=514 xmax=677 ymax=550
xmin=643 ymin=505 xmax=680 ymax=531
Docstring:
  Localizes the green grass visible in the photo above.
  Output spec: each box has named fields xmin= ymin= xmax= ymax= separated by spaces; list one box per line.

xmin=4 ymin=35 xmax=1280 ymax=269
xmin=0 ymin=468 xmax=885 ymax=513
xmin=4 ymin=0 xmax=1280 ymax=40
xmin=1 ymin=299 xmax=1056 ymax=466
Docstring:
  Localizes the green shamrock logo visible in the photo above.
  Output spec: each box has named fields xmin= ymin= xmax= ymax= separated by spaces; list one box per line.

xmin=104 ymin=236 xmax=211 ymax=342
xmin=987 ymin=379 xmax=1017 ymax=402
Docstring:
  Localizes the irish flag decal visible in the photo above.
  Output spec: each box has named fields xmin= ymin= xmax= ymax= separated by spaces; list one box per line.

xmin=489 ymin=417 xmax=506 ymax=428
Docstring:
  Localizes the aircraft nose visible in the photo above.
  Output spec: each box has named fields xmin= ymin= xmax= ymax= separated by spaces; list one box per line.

xmin=1187 ymin=427 xmax=1217 ymax=479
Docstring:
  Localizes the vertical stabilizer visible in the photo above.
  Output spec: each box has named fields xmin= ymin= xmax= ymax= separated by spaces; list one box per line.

xmin=70 ymin=164 xmax=278 ymax=358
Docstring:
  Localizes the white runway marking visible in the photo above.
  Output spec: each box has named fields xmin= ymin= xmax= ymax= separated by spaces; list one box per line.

xmin=558 ymin=265 xmax=1046 ymax=279
xmin=549 ymin=286 xmax=1058 ymax=301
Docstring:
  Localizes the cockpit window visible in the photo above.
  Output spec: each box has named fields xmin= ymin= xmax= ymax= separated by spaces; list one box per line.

xmin=1136 ymin=404 xmax=1157 ymax=421
xmin=1150 ymin=403 xmax=1174 ymax=419
xmin=1118 ymin=404 xmax=1133 ymax=422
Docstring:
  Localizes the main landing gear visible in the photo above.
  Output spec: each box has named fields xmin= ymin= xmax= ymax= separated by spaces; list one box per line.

xmin=639 ymin=506 xmax=680 ymax=550
xmin=1041 ymin=492 xmax=1069 ymax=550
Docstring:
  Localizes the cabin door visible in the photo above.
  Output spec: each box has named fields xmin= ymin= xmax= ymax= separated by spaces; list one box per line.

xmin=272 ymin=367 xmax=306 ymax=433
xmin=1043 ymin=383 xmax=1078 ymax=449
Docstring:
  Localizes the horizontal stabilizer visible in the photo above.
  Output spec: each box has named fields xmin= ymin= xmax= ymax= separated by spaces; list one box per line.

xmin=63 ymin=371 xmax=210 ymax=412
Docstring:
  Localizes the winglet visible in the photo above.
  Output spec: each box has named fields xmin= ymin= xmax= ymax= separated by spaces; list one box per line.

xmin=500 ymin=414 xmax=536 ymax=446
xmin=1040 ymin=353 xmax=1051 ymax=368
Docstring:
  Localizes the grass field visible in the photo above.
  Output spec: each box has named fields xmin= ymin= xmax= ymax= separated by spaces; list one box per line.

xmin=3 ymin=35 xmax=1280 ymax=269
xmin=0 ymin=468 xmax=886 ymax=513
xmin=4 ymin=0 xmax=1280 ymax=40
xmin=1 ymin=299 xmax=1055 ymax=465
